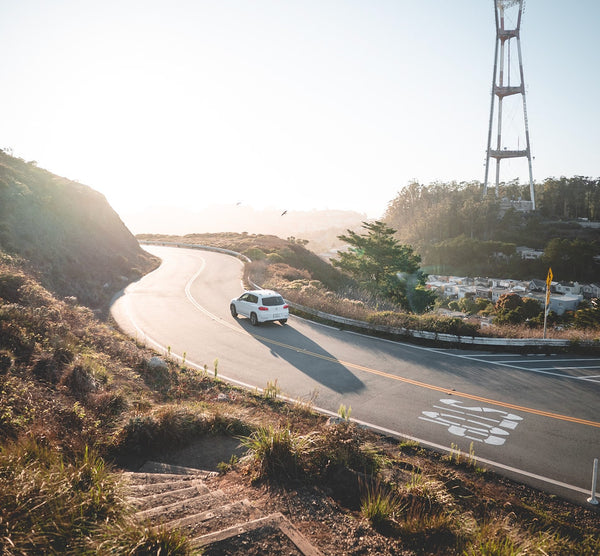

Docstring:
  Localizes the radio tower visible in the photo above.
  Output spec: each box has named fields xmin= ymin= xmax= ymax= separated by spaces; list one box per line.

xmin=483 ymin=0 xmax=535 ymax=210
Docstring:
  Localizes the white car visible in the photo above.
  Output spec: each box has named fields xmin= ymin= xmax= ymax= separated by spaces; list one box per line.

xmin=230 ymin=290 xmax=289 ymax=326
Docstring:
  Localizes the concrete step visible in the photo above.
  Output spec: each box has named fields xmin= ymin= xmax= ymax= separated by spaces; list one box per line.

xmin=126 ymin=460 xmax=323 ymax=555
xmin=138 ymin=461 xmax=216 ymax=477
xmin=163 ymin=499 xmax=261 ymax=538
xmin=192 ymin=512 xmax=323 ymax=556
xmin=125 ymin=478 xmax=207 ymax=497
xmin=127 ymin=480 xmax=211 ymax=511
xmin=121 ymin=471 xmax=204 ymax=485
xmin=134 ymin=490 xmax=227 ymax=523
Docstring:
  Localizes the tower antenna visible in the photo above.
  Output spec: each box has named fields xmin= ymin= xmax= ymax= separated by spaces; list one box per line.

xmin=483 ymin=0 xmax=535 ymax=210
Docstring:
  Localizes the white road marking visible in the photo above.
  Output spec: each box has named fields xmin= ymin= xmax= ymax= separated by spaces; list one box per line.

xmin=533 ymin=365 xmax=600 ymax=371
xmin=420 ymin=399 xmax=524 ymax=446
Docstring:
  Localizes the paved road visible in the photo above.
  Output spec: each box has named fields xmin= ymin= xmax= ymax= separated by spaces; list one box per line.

xmin=110 ymin=245 xmax=600 ymax=504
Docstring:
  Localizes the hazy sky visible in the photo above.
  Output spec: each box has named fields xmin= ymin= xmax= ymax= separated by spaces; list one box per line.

xmin=1 ymin=1 xmax=598 ymax=221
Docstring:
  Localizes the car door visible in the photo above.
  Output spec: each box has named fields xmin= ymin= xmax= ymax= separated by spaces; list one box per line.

xmin=237 ymin=293 xmax=257 ymax=318
xmin=246 ymin=294 xmax=259 ymax=318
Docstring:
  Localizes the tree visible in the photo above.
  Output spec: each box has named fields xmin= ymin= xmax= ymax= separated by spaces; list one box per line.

xmin=542 ymin=238 xmax=598 ymax=282
xmin=333 ymin=221 xmax=433 ymax=311
xmin=494 ymin=293 xmax=524 ymax=325
xmin=573 ymin=303 xmax=600 ymax=329
xmin=458 ymin=297 xmax=479 ymax=315
xmin=495 ymin=293 xmax=522 ymax=313
xmin=521 ymin=297 xmax=543 ymax=320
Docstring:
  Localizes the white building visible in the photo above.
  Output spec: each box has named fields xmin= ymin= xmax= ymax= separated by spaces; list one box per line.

xmin=549 ymin=294 xmax=583 ymax=315
xmin=582 ymin=283 xmax=600 ymax=299
xmin=516 ymin=246 xmax=544 ymax=260
xmin=555 ymin=282 xmax=582 ymax=296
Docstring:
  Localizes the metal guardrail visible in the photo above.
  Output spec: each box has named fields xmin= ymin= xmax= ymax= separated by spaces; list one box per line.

xmin=285 ymin=300 xmax=572 ymax=348
xmin=140 ymin=240 xmax=594 ymax=350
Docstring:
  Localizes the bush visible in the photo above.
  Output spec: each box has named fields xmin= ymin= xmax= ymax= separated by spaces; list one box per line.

xmin=306 ymin=423 xmax=383 ymax=477
xmin=0 ymin=272 xmax=27 ymax=303
xmin=97 ymin=523 xmax=190 ymax=555
xmin=114 ymin=406 xmax=250 ymax=457
xmin=238 ymin=425 xmax=312 ymax=480
xmin=0 ymin=349 xmax=13 ymax=373
xmin=244 ymin=247 xmax=267 ymax=261
xmin=367 ymin=311 xmax=479 ymax=337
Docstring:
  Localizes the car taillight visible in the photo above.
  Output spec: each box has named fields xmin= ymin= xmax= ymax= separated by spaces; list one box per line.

xmin=283 ymin=304 xmax=289 ymax=309
xmin=258 ymin=306 xmax=268 ymax=311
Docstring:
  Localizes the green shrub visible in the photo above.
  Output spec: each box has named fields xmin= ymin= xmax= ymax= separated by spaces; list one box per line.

xmin=0 ymin=374 xmax=36 ymax=440
xmin=307 ymin=423 xmax=382 ymax=477
xmin=0 ymin=349 xmax=13 ymax=373
xmin=266 ymin=252 xmax=285 ymax=263
xmin=238 ymin=425 xmax=312 ymax=480
xmin=114 ymin=406 xmax=250 ymax=456
xmin=244 ymin=247 xmax=267 ymax=261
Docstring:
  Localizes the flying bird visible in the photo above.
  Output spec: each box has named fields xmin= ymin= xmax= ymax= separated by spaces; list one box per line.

xmin=281 ymin=210 xmax=287 ymax=216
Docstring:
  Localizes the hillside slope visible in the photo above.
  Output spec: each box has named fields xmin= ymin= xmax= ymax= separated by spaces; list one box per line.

xmin=0 ymin=150 xmax=157 ymax=307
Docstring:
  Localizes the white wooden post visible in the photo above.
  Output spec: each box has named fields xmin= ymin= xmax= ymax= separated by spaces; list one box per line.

xmin=588 ymin=458 xmax=598 ymax=505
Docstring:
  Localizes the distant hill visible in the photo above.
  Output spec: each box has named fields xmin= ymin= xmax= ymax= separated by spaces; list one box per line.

xmin=123 ymin=204 xmax=367 ymax=236
xmin=123 ymin=204 xmax=367 ymax=252
xmin=0 ymin=150 xmax=157 ymax=308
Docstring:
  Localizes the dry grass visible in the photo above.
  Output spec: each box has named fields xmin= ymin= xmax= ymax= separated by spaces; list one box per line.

xmin=483 ymin=322 xmax=600 ymax=341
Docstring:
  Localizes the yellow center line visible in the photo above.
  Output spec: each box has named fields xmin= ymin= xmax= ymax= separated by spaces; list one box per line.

xmin=183 ymin=267 xmax=599 ymax=430
xmin=251 ymin=333 xmax=600 ymax=429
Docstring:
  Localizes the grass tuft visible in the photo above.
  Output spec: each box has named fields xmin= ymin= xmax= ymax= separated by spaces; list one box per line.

xmin=0 ymin=439 xmax=120 ymax=554
xmin=360 ymin=478 xmax=402 ymax=530
xmin=238 ymin=425 xmax=312 ymax=480
xmin=97 ymin=522 xmax=191 ymax=555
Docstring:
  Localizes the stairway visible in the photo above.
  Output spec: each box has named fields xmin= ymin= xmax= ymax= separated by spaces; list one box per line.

xmin=122 ymin=461 xmax=323 ymax=555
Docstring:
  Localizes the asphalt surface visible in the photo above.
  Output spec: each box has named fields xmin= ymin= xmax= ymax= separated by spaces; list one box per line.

xmin=110 ymin=245 xmax=600 ymax=504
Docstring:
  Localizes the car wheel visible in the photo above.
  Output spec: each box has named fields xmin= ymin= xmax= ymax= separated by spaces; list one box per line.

xmin=230 ymin=304 xmax=238 ymax=318
xmin=279 ymin=319 xmax=287 ymax=325
xmin=250 ymin=312 xmax=259 ymax=326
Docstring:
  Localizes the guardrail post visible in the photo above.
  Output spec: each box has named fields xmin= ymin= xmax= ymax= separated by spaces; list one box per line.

xmin=588 ymin=458 xmax=599 ymax=505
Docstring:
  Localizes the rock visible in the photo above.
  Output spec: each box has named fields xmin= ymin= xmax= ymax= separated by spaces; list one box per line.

xmin=148 ymin=356 xmax=168 ymax=372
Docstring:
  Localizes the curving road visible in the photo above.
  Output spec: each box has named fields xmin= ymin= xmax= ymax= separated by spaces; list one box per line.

xmin=110 ymin=245 xmax=600 ymax=504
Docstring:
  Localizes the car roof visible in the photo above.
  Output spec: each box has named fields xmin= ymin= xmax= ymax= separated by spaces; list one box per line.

xmin=246 ymin=289 xmax=281 ymax=297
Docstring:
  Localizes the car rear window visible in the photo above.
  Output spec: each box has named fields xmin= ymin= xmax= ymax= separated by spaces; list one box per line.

xmin=262 ymin=296 xmax=285 ymax=306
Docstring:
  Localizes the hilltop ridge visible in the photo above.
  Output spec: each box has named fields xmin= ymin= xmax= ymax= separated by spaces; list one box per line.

xmin=0 ymin=150 xmax=157 ymax=308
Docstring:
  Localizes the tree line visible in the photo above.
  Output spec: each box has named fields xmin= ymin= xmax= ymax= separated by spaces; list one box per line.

xmin=383 ymin=177 xmax=600 ymax=282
